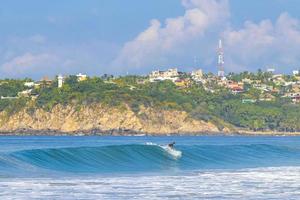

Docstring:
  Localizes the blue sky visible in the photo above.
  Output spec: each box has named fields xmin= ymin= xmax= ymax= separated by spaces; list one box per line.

xmin=1 ymin=0 xmax=300 ymax=79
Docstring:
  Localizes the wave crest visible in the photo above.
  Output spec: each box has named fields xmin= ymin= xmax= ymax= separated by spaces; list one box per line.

xmin=0 ymin=144 xmax=300 ymax=174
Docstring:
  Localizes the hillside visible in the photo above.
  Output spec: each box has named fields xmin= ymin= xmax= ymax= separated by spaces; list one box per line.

xmin=0 ymin=104 xmax=227 ymax=135
xmin=1 ymin=71 xmax=300 ymax=135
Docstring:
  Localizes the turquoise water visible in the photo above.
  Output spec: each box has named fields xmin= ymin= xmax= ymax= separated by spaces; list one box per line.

xmin=1 ymin=136 xmax=300 ymax=199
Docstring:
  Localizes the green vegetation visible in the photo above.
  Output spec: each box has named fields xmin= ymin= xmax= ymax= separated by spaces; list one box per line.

xmin=0 ymin=79 xmax=28 ymax=97
xmin=1 ymin=71 xmax=300 ymax=132
xmin=0 ymin=79 xmax=31 ymax=115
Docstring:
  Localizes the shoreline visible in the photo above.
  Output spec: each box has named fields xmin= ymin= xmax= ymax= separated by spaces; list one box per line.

xmin=1 ymin=128 xmax=300 ymax=136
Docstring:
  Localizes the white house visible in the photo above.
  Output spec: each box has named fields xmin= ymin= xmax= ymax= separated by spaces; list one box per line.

xmin=58 ymin=74 xmax=64 ymax=88
xmin=293 ymin=70 xmax=299 ymax=76
xmin=76 ymin=73 xmax=87 ymax=81
xmin=24 ymin=82 xmax=35 ymax=88
xmin=191 ymin=69 xmax=203 ymax=82
xmin=149 ymin=68 xmax=179 ymax=82
xmin=18 ymin=89 xmax=32 ymax=97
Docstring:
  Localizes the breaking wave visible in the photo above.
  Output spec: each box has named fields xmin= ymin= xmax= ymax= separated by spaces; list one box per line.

xmin=1 ymin=144 xmax=300 ymax=174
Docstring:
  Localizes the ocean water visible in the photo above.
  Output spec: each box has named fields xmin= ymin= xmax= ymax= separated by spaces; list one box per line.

xmin=1 ymin=136 xmax=300 ymax=199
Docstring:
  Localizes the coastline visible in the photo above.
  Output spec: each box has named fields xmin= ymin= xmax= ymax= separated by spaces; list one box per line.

xmin=1 ymin=104 xmax=300 ymax=137
xmin=1 ymin=128 xmax=300 ymax=136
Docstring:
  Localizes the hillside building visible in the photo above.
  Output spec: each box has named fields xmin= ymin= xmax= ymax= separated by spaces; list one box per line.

xmin=58 ymin=75 xmax=64 ymax=88
xmin=226 ymin=80 xmax=244 ymax=94
xmin=191 ymin=69 xmax=203 ymax=82
xmin=35 ymin=77 xmax=53 ymax=88
xmin=293 ymin=70 xmax=300 ymax=76
xmin=24 ymin=82 xmax=35 ymax=88
xmin=76 ymin=73 xmax=87 ymax=82
xmin=149 ymin=68 xmax=179 ymax=82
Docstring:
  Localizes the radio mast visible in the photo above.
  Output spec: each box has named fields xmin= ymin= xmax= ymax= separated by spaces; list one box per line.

xmin=217 ymin=39 xmax=225 ymax=77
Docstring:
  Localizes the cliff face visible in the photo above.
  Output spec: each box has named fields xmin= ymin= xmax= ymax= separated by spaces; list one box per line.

xmin=0 ymin=104 xmax=224 ymax=135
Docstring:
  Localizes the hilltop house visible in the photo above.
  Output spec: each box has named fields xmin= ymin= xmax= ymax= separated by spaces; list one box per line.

xmin=35 ymin=77 xmax=53 ymax=88
xmin=269 ymin=74 xmax=285 ymax=86
xmin=174 ymin=78 xmax=192 ymax=88
xmin=283 ymin=92 xmax=300 ymax=103
xmin=18 ymin=89 xmax=32 ymax=97
xmin=149 ymin=68 xmax=179 ymax=82
xmin=226 ymin=80 xmax=244 ymax=94
xmin=293 ymin=70 xmax=299 ymax=76
xmin=58 ymin=75 xmax=64 ymax=88
xmin=191 ymin=69 xmax=203 ymax=82
xmin=76 ymin=73 xmax=87 ymax=82
xmin=24 ymin=82 xmax=35 ymax=88
xmin=253 ymin=83 xmax=273 ymax=92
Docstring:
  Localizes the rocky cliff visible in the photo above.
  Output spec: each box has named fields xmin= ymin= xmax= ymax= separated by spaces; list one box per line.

xmin=0 ymin=104 xmax=228 ymax=135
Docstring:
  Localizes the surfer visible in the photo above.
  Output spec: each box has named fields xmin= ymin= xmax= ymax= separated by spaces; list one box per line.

xmin=168 ymin=142 xmax=175 ymax=149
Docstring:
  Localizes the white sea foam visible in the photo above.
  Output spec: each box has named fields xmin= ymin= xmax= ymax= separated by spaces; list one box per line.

xmin=145 ymin=142 xmax=156 ymax=146
xmin=145 ymin=142 xmax=182 ymax=158
xmin=161 ymin=146 xmax=182 ymax=159
xmin=1 ymin=167 xmax=300 ymax=199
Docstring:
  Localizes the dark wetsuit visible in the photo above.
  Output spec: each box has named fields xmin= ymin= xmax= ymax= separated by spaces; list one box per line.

xmin=168 ymin=142 xmax=175 ymax=148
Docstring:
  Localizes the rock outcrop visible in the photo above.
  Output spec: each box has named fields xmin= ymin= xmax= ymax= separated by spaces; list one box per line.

xmin=0 ymin=104 xmax=224 ymax=135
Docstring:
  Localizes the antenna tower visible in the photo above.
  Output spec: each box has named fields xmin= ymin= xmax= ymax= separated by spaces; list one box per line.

xmin=217 ymin=39 xmax=225 ymax=77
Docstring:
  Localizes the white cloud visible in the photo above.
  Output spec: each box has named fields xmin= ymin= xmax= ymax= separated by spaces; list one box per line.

xmin=113 ymin=0 xmax=300 ymax=74
xmin=112 ymin=0 xmax=229 ymax=73
xmin=223 ymin=13 xmax=300 ymax=72
xmin=0 ymin=34 xmax=120 ymax=79
xmin=2 ymin=53 xmax=59 ymax=77
xmin=1 ymin=1 xmax=300 ymax=77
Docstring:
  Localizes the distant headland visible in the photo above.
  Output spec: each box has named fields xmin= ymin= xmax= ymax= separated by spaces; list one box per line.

xmin=1 ymin=68 xmax=300 ymax=135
